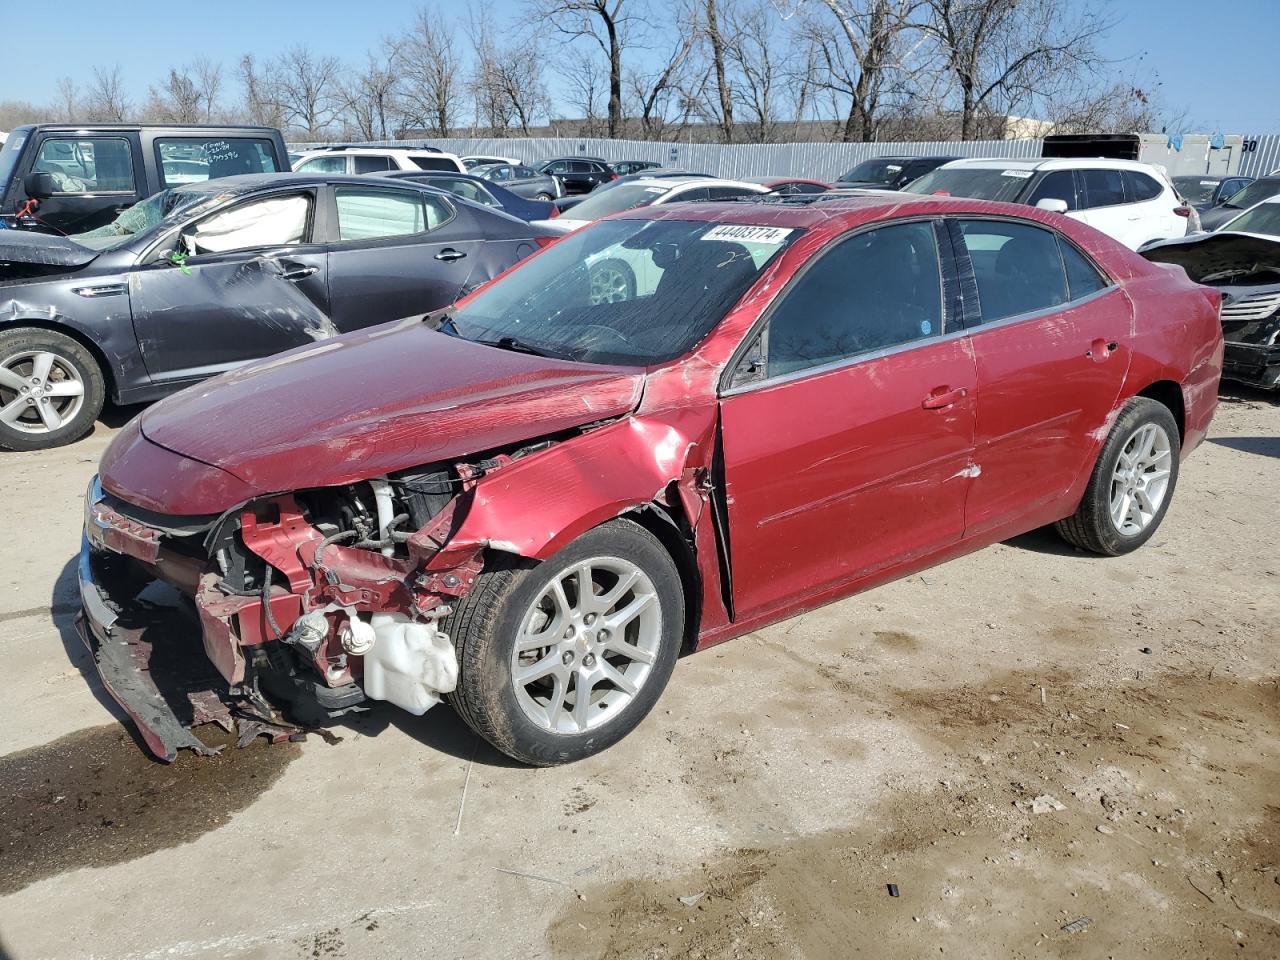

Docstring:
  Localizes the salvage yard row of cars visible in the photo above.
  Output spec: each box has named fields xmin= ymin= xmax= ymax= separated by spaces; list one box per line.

xmin=0 ymin=121 xmax=1266 ymax=767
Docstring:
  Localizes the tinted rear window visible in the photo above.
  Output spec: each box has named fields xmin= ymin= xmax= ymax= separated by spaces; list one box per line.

xmin=1125 ymin=171 xmax=1163 ymax=202
xmin=1173 ymin=176 xmax=1219 ymax=205
xmin=958 ymin=220 xmax=1068 ymax=322
xmin=411 ymin=156 xmax=458 ymax=171
xmin=1081 ymin=169 xmax=1126 ymax=208
xmin=155 ymin=137 xmax=279 ymax=187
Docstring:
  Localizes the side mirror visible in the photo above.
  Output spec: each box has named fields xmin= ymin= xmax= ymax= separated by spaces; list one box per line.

xmin=23 ymin=171 xmax=58 ymax=199
xmin=1035 ymin=198 xmax=1069 ymax=214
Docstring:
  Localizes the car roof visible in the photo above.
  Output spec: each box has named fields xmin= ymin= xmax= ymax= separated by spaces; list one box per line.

xmin=169 ymin=172 xmax=451 ymax=195
xmin=938 ymin=156 xmax=1163 ymax=173
xmin=296 ymin=146 xmax=455 ymax=157
xmin=628 ymin=176 xmax=766 ymax=190
xmin=14 ymin=122 xmax=282 ymax=133
xmin=742 ymin=176 xmax=830 ymax=186
xmin=542 ymin=156 xmax=608 ymax=163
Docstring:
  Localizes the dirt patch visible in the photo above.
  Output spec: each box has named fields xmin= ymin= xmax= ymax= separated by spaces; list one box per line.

xmin=549 ymin=670 xmax=1280 ymax=960
xmin=0 ymin=723 xmax=298 ymax=895
xmin=872 ymin=630 xmax=921 ymax=653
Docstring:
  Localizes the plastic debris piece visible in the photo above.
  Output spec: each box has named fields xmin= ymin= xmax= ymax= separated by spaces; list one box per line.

xmin=678 ymin=892 xmax=706 ymax=907
xmin=1061 ymin=917 xmax=1093 ymax=935
xmin=887 ymin=883 xmax=900 ymax=897
xmin=1016 ymin=795 xmax=1066 ymax=814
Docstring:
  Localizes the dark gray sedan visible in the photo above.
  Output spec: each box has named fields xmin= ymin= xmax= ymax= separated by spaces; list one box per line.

xmin=0 ymin=172 xmax=556 ymax=450
xmin=472 ymin=163 xmax=561 ymax=201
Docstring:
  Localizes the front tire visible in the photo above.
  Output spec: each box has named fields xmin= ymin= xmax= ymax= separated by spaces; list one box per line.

xmin=445 ymin=519 xmax=684 ymax=765
xmin=0 ymin=328 xmax=105 ymax=451
xmin=1055 ymin=397 xmax=1180 ymax=555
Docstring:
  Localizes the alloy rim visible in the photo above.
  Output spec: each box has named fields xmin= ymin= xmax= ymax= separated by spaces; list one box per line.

xmin=588 ymin=263 xmax=631 ymax=305
xmin=511 ymin=556 xmax=662 ymax=735
xmin=1109 ymin=422 xmax=1172 ymax=536
xmin=0 ymin=351 xmax=86 ymax=434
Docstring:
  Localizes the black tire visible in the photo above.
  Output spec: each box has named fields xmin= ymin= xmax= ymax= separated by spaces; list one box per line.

xmin=536 ymin=192 xmax=554 ymax=201
xmin=0 ymin=327 xmax=105 ymax=451
xmin=1055 ymin=397 xmax=1180 ymax=556
xmin=444 ymin=518 xmax=684 ymax=766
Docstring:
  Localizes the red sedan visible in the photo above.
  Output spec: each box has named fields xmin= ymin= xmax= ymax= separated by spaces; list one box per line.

xmin=81 ymin=194 xmax=1223 ymax=765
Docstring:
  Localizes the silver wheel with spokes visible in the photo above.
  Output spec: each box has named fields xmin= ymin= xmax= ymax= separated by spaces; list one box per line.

xmin=0 ymin=349 xmax=87 ymax=435
xmin=1109 ymin=422 xmax=1173 ymax=535
xmin=511 ymin=556 xmax=662 ymax=734
xmin=588 ymin=259 xmax=635 ymax=305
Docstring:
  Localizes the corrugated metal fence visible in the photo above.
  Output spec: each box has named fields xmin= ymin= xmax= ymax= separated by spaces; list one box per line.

xmin=292 ymin=133 xmax=1280 ymax=180
xmin=290 ymin=136 xmax=1044 ymax=181
xmin=1238 ymin=135 xmax=1280 ymax=177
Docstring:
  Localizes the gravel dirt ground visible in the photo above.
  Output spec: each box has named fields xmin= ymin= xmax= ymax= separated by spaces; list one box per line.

xmin=0 ymin=389 xmax=1277 ymax=960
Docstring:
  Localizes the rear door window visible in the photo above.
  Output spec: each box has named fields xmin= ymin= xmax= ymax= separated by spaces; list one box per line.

xmin=34 ymin=137 xmax=135 ymax=193
xmin=334 ymin=187 xmax=451 ymax=241
xmin=955 ymin=219 xmax=1068 ymax=323
xmin=353 ymin=154 xmax=395 ymax=174
xmin=765 ymin=220 xmax=944 ymax=378
xmin=1026 ymin=170 xmax=1079 ymax=210
xmin=1080 ymin=169 xmax=1127 ymax=208
xmin=296 ymin=155 xmax=346 ymax=174
xmin=154 ymin=137 xmax=280 ymax=187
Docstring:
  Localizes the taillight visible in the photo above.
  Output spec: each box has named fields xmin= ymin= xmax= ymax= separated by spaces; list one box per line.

xmin=610 ymin=173 xmax=617 ymax=180
xmin=1174 ymin=205 xmax=1191 ymax=218
xmin=548 ymin=205 xmax=560 ymax=218
xmin=534 ymin=235 xmax=559 ymax=249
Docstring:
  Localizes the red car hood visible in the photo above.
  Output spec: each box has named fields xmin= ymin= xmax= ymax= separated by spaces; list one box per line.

xmin=132 ymin=320 xmax=644 ymax=504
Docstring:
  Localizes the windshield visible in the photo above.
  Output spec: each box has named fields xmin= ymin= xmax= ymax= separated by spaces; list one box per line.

xmin=1220 ymin=179 xmax=1280 ymax=210
xmin=563 ymin=182 xmax=673 ymax=221
xmin=838 ymin=158 xmax=905 ymax=184
xmin=904 ymin=167 xmax=1031 ymax=202
xmin=66 ymin=187 xmax=224 ymax=251
xmin=444 ymin=217 xmax=800 ymax=365
xmin=0 ymin=128 xmax=29 ymax=203
xmin=1172 ymin=177 xmax=1220 ymax=205
xmin=1221 ymin=203 xmax=1280 ymax=238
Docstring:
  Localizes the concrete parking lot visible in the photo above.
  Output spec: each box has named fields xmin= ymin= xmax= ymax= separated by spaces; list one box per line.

xmin=1 ymin=390 xmax=1277 ymax=960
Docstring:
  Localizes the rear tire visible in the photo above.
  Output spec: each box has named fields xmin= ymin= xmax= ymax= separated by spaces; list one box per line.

xmin=1055 ymin=397 xmax=1180 ymax=555
xmin=536 ymin=192 xmax=554 ymax=201
xmin=0 ymin=327 xmax=105 ymax=451
xmin=444 ymin=519 xmax=684 ymax=766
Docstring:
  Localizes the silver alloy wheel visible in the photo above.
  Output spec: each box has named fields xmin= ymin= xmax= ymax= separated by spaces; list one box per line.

xmin=0 ymin=350 xmax=86 ymax=435
xmin=511 ymin=556 xmax=662 ymax=735
xmin=1109 ymin=422 xmax=1173 ymax=536
xmin=588 ymin=262 xmax=632 ymax=305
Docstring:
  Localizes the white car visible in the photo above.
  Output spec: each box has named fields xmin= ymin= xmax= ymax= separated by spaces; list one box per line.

xmin=534 ymin=176 xmax=771 ymax=235
xmin=292 ymin=146 xmax=466 ymax=175
xmin=905 ymin=157 xmax=1192 ymax=250
xmin=462 ymin=154 xmax=521 ymax=169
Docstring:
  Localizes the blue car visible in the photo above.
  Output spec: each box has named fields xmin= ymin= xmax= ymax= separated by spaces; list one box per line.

xmin=362 ymin=169 xmax=555 ymax=222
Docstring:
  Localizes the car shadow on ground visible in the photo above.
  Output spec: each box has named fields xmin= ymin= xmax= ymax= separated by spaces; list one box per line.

xmin=98 ymin=401 xmax=150 ymax=430
xmin=51 ymin=556 xmax=524 ymax=768
xmin=1210 ymin=435 xmax=1280 ymax=459
xmin=1001 ymin=525 xmax=1090 ymax=558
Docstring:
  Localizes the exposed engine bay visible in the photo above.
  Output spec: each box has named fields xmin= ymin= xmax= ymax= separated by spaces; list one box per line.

xmin=79 ymin=437 xmax=560 ymax=760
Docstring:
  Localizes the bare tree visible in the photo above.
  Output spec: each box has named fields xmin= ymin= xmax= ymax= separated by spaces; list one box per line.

xmin=240 ymin=54 xmax=285 ymax=128
xmin=400 ymin=5 xmax=462 ymax=136
xmin=559 ymin=48 xmax=608 ymax=133
xmin=922 ymin=0 xmax=1109 ymax=138
xmin=84 ymin=65 xmax=131 ymax=122
xmin=628 ymin=13 xmax=698 ymax=139
xmin=55 ymin=76 xmax=80 ymax=122
xmin=193 ymin=57 xmax=223 ymax=121
xmin=343 ymin=43 xmax=402 ymax=140
xmin=534 ymin=0 xmax=638 ymax=138
xmin=801 ymin=0 xmax=920 ymax=142
xmin=702 ymin=0 xmax=736 ymax=141
xmin=272 ymin=45 xmax=344 ymax=138
xmin=149 ymin=68 xmax=203 ymax=123
xmin=725 ymin=0 xmax=790 ymax=141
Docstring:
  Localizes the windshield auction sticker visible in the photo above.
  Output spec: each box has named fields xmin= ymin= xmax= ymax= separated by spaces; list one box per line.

xmin=702 ymin=225 xmax=794 ymax=244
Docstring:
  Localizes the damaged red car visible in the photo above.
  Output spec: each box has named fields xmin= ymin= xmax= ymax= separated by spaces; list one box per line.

xmin=80 ymin=194 xmax=1223 ymax=765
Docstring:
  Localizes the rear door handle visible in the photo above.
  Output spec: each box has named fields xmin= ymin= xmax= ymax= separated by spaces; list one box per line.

xmin=1086 ymin=338 xmax=1119 ymax=359
xmin=922 ymin=386 xmax=967 ymax=410
xmin=279 ymin=263 xmax=318 ymax=281
xmin=435 ymin=248 xmax=467 ymax=262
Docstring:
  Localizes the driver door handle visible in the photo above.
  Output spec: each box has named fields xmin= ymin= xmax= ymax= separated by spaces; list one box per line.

xmin=435 ymin=248 xmax=467 ymax=262
xmin=279 ymin=263 xmax=318 ymax=281
xmin=922 ymin=386 xmax=967 ymax=410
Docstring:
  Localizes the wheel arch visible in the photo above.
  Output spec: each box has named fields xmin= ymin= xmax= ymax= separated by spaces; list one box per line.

xmin=0 ymin=316 xmax=119 ymax=402
xmin=1134 ymin=379 xmax=1186 ymax=443
xmin=619 ymin=497 xmax=703 ymax=655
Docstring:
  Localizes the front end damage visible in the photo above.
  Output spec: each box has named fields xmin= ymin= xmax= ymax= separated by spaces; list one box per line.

xmin=78 ymin=455 xmax=510 ymax=761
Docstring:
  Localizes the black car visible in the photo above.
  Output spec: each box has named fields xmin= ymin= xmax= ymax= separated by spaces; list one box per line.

xmin=538 ymin=157 xmax=615 ymax=194
xmin=835 ymin=155 xmax=959 ymax=190
xmin=1172 ymin=174 xmax=1254 ymax=213
xmin=1199 ymin=176 xmax=1280 ymax=231
xmin=0 ymin=123 xmax=291 ymax=234
xmin=360 ymin=169 xmax=556 ymax=221
xmin=470 ymin=163 xmax=561 ymax=201
xmin=0 ymin=173 xmax=555 ymax=450
xmin=611 ymin=160 xmax=662 ymax=177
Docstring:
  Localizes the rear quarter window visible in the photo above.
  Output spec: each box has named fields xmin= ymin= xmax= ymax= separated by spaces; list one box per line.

xmin=1124 ymin=171 xmax=1164 ymax=202
xmin=410 ymin=156 xmax=459 ymax=171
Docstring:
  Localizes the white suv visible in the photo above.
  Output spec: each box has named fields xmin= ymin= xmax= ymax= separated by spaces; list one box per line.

xmin=906 ymin=157 xmax=1192 ymax=249
xmin=292 ymin=146 xmax=466 ymax=175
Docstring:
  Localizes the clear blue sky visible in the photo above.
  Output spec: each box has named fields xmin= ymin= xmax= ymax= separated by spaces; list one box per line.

xmin=1 ymin=0 xmax=1275 ymax=131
